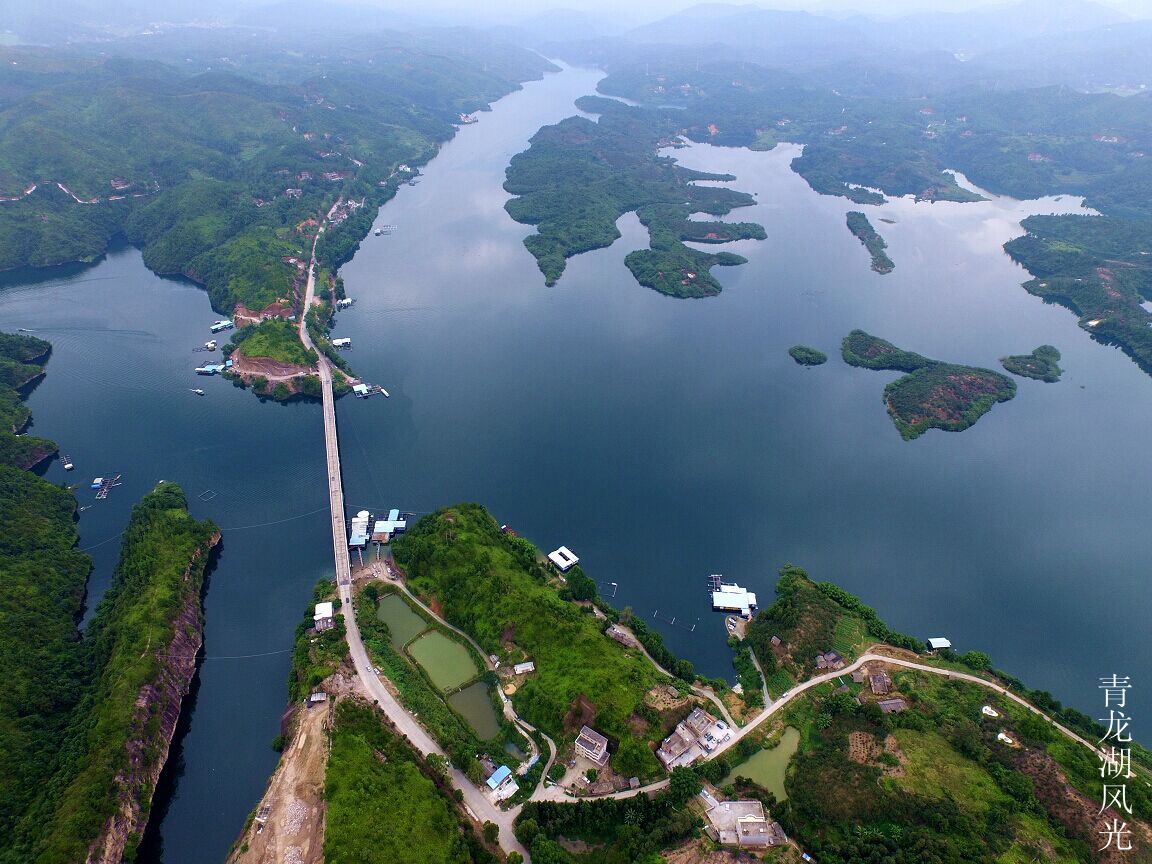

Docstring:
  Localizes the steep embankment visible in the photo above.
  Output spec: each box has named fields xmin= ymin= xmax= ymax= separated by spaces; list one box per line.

xmin=2 ymin=482 xmax=218 ymax=863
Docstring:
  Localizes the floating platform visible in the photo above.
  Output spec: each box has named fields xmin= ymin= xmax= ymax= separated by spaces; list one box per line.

xmin=93 ymin=474 xmax=122 ymax=499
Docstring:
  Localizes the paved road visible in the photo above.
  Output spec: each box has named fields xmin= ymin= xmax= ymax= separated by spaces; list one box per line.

xmin=300 ymin=235 xmax=530 ymax=861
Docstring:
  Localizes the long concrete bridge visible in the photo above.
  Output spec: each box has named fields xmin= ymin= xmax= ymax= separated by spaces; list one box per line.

xmin=299 ymin=230 xmax=530 ymax=859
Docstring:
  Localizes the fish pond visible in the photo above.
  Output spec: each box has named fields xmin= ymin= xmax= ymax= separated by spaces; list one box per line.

xmin=722 ymin=726 xmax=801 ymax=801
xmin=448 ymin=682 xmax=502 ymax=740
xmin=408 ymin=630 xmax=480 ymax=692
xmin=376 ymin=593 xmax=428 ymax=649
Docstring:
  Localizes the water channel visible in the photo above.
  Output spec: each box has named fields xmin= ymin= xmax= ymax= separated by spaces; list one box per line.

xmin=1 ymin=62 xmax=1149 ymax=861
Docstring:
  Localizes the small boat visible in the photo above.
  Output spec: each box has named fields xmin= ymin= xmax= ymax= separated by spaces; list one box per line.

xmin=725 ymin=616 xmax=738 ymax=632
xmin=62 ymin=454 xmax=74 ymax=471
xmin=374 ymin=228 xmax=382 ymax=236
xmin=204 ymin=340 xmax=217 ymax=350
xmin=190 ymin=388 xmax=205 ymax=396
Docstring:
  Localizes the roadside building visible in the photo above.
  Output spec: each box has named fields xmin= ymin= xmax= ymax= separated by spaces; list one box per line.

xmin=605 ymin=624 xmax=639 ymax=649
xmin=314 ymin=601 xmax=334 ymax=631
xmin=486 ymin=764 xmax=519 ymax=802
xmin=851 ymin=667 xmax=869 ymax=684
xmin=869 ymin=672 xmax=892 ymax=695
xmin=548 ymin=546 xmax=579 ymax=572
xmin=656 ymin=726 xmax=698 ymax=769
xmin=575 ymin=725 xmax=610 ymax=767
xmin=513 ymin=661 xmax=535 ymax=675
xmin=926 ymin=637 xmax=952 ymax=652
xmin=684 ymin=707 xmax=714 ymax=737
xmin=878 ymin=698 xmax=907 ymax=714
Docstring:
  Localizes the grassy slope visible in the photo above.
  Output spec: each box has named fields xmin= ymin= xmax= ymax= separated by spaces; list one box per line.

xmin=392 ymin=503 xmax=660 ymax=741
xmin=233 ymin=319 xmax=318 ymax=367
xmin=323 ymin=700 xmax=486 ymax=864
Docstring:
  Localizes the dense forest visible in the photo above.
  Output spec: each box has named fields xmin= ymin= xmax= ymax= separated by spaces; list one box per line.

xmin=0 ymin=331 xmax=55 ymax=469
xmin=0 ymin=33 xmax=553 ymax=363
xmin=845 ymin=210 xmax=894 ymax=274
xmin=1001 ymin=345 xmax=1063 ymax=382
xmin=0 ymin=475 xmax=217 ymax=862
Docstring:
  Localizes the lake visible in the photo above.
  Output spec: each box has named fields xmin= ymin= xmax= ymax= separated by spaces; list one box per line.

xmin=1 ymin=61 xmax=1148 ymax=862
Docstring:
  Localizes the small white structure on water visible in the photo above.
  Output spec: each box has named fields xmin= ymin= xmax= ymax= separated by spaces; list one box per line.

xmin=548 ymin=546 xmax=579 ymax=572
xmin=332 ymin=337 xmax=352 ymax=349
xmin=712 ymin=582 xmax=758 ymax=618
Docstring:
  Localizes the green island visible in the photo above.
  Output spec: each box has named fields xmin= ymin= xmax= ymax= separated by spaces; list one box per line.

xmin=0 ymin=34 xmax=554 ymax=396
xmin=1001 ymin=345 xmax=1063 ymax=383
xmin=504 ymin=95 xmax=765 ymax=297
xmin=530 ymin=51 xmax=1152 ymax=379
xmin=845 ymin=211 xmax=895 ymax=274
xmin=842 ymin=329 xmax=1016 ymax=439
xmin=0 ymin=438 xmax=218 ymax=864
xmin=788 ymin=345 xmax=828 ymax=366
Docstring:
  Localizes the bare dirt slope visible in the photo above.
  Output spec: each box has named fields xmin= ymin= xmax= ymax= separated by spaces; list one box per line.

xmin=229 ymin=699 xmax=330 ymax=864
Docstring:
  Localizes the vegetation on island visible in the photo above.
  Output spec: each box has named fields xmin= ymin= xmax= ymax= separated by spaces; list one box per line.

xmin=2 ymin=482 xmax=217 ymax=864
xmin=392 ymin=504 xmax=687 ymax=754
xmin=845 ymin=210 xmax=894 ymax=274
xmin=229 ymin=319 xmax=318 ymax=369
xmin=504 ymin=95 xmax=764 ymax=296
xmin=570 ymin=53 xmax=1152 ymax=378
xmin=324 ymin=699 xmax=500 ymax=864
xmin=788 ymin=344 xmax=828 ymax=366
xmin=842 ymin=330 xmax=1016 ymax=439
xmin=1001 ymin=345 xmax=1063 ymax=382
xmin=0 ymin=331 xmax=56 ymax=469
xmin=1005 ymin=216 xmax=1152 ymax=374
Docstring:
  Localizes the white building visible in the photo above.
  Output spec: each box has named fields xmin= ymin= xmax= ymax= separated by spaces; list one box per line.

xmin=513 ymin=662 xmax=535 ymax=675
xmin=711 ymin=582 xmax=757 ymax=618
xmin=548 ymin=546 xmax=579 ymax=572
xmin=927 ymin=637 xmax=952 ymax=651
xmin=314 ymin=601 xmax=334 ymax=631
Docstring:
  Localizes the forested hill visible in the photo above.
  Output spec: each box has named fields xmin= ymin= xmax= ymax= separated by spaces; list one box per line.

xmin=0 ymin=32 xmax=554 ymax=313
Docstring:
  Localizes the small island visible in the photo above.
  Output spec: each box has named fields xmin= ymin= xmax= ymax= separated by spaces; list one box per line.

xmin=788 ymin=344 xmax=828 ymax=366
xmin=846 ymin=211 xmax=895 ymax=274
xmin=842 ymin=330 xmax=1016 ymax=440
xmin=1001 ymin=345 xmax=1063 ymax=382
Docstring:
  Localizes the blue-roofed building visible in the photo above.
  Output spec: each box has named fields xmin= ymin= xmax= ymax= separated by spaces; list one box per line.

xmin=388 ymin=508 xmax=400 ymax=521
xmin=486 ymin=765 xmax=512 ymax=790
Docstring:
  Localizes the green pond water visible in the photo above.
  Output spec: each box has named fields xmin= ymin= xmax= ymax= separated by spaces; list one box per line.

xmin=408 ymin=630 xmax=479 ymax=691
xmin=376 ymin=593 xmax=427 ymax=648
xmin=447 ymin=682 xmax=502 ymax=740
xmin=722 ymin=726 xmax=801 ymax=801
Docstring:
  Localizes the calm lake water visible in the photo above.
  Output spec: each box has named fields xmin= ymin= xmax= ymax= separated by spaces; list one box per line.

xmin=1 ymin=62 xmax=1148 ymax=861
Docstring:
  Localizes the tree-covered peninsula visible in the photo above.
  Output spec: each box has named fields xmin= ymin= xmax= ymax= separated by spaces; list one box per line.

xmin=842 ymin=330 xmax=1016 ymax=439
xmin=1001 ymin=345 xmax=1063 ymax=382
xmin=504 ymin=95 xmax=765 ymax=296
xmin=845 ymin=210 xmax=894 ymax=274
xmin=0 ymin=331 xmax=55 ymax=469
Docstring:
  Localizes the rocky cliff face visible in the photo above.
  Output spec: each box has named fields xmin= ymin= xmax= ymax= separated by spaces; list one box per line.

xmin=85 ymin=530 xmax=221 ymax=864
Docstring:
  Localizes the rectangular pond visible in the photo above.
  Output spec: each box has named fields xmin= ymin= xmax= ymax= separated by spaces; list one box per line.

xmin=408 ymin=630 xmax=479 ymax=692
xmin=447 ymin=682 xmax=502 ymax=740
xmin=376 ymin=593 xmax=428 ymax=649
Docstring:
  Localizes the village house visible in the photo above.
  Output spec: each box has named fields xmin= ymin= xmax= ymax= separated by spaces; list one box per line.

xmin=869 ymin=672 xmax=892 ymax=696
xmin=878 ymin=698 xmax=907 ymax=714
xmin=604 ymin=624 xmax=639 ymax=649
xmin=704 ymin=799 xmax=788 ymax=848
xmin=574 ymin=725 xmax=609 ymax=767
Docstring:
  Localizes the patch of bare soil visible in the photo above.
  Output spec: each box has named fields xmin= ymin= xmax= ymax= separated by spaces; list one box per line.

xmin=233 ymin=301 xmax=296 ymax=327
xmin=230 ymin=351 xmax=315 ymax=382
xmin=229 ymin=695 xmax=332 ymax=864
xmin=1013 ymin=747 xmax=1152 ymax=863
xmin=646 ymin=683 xmax=690 ymax=711
xmin=664 ymin=837 xmax=801 ymax=864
